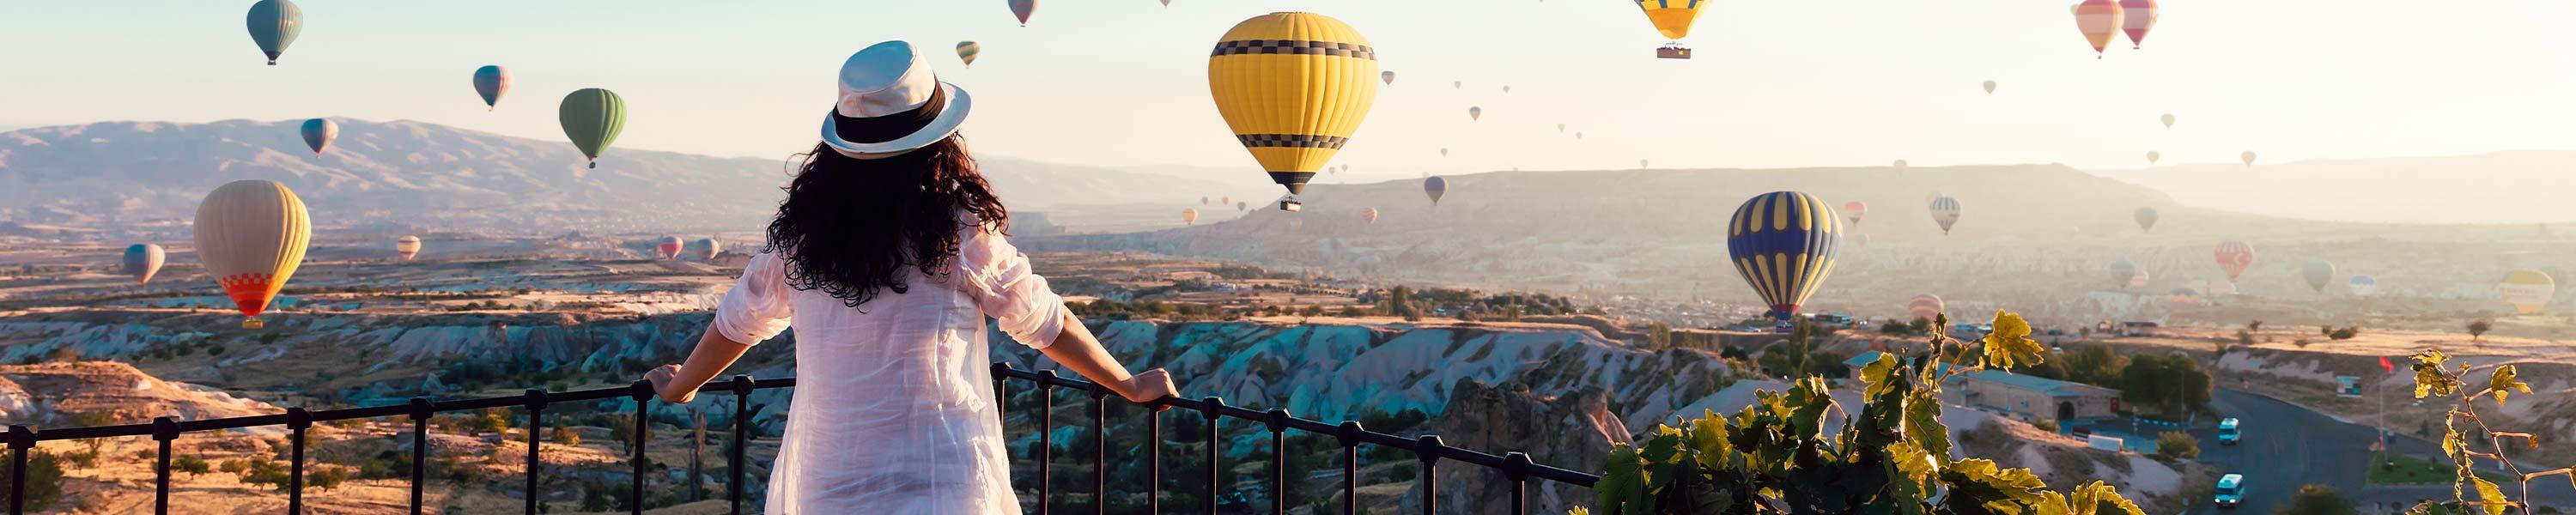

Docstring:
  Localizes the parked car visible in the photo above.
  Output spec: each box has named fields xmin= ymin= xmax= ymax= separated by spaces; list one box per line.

xmin=2214 ymin=473 xmax=2245 ymax=508
xmin=2217 ymin=417 xmax=2241 ymax=445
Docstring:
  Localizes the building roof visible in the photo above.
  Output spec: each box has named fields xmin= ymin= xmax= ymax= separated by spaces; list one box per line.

xmin=1949 ymin=368 xmax=2121 ymax=397
xmin=1844 ymin=351 xmax=1963 ymax=374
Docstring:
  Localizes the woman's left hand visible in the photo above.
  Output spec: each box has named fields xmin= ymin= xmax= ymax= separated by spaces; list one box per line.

xmin=645 ymin=364 xmax=697 ymax=404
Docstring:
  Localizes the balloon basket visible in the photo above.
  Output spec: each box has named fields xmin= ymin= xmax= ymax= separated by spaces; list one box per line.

xmin=242 ymin=318 xmax=265 ymax=330
xmin=1278 ymin=198 xmax=1303 ymax=212
xmin=1657 ymin=45 xmax=1692 ymax=59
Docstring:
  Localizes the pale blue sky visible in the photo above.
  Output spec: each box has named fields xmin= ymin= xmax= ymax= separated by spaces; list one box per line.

xmin=4 ymin=1 xmax=2574 ymax=186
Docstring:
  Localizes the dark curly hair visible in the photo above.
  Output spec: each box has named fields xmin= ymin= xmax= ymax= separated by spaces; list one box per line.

xmin=764 ymin=136 xmax=1007 ymax=309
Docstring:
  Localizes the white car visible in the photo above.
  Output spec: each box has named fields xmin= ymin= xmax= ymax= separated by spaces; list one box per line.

xmin=2217 ymin=418 xmax=2241 ymax=445
xmin=2214 ymin=473 xmax=2245 ymax=508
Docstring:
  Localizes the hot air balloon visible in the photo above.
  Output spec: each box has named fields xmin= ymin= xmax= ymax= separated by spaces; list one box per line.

xmin=1982 ymin=81 xmax=1996 ymax=95
xmin=559 ymin=88 xmax=627 ymax=169
xmin=2348 ymin=275 xmax=2379 ymax=298
xmin=2168 ymin=288 xmax=2202 ymax=309
xmin=1236 ymin=202 xmax=1249 ymax=212
xmin=1725 ymin=191 xmax=1844 ymax=321
xmin=1558 ymin=124 xmax=1567 ymax=132
xmin=1636 ymin=0 xmax=1710 ymax=59
xmin=1640 ymin=160 xmax=1650 ymax=168
xmin=656 ymin=237 xmax=683 ymax=261
xmin=194 ymin=180 xmax=312 ymax=330
xmin=1439 ymin=148 xmax=1449 ymax=157
xmin=300 ymin=118 xmax=336 ymax=155
xmin=2146 ymin=150 xmax=2161 ymax=165
xmin=394 ymin=235 xmax=422 ymax=261
xmin=1361 ymin=208 xmax=1380 ymax=226
xmin=1222 ymin=197 xmax=1231 ymax=206
xmin=696 ymin=238 xmax=722 ymax=261
xmin=2208 ymin=279 xmax=2238 ymax=297
xmin=1929 ymin=196 xmax=1962 ymax=234
xmin=1502 ymin=86 xmax=1512 ymax=94
xmin=1454 ymin=81 xmax=1463 ymax=89
xmin=123 ymin=244 xmax=165 ymax=285
xmin=1008 ymin=0 xmax=1036 ymax=26
xmin=2134 ymin=207 xmax=2159 ymax=232
xmin=1424 ymin=176 xmax=1448 ymax=205
xmin=1382 ymin=70 xmax=1395 ymax=85
xmin=1893 ymin=160 xmax=1910 ymax=171
xmin=472 ymin=65 xmax=512 ymax=112
xmin=1182 ymin=209 xmax=1200 ymax=226
xmin=2072 ymin=0 xmax=2125 ymax=58
xmin=2302 ymin=260 xmax=2336 ymax=293
xmin=245 ymin=0 xmax=302 ymax=65
xmin=2213 ymin=240 xmax=2255 ymax=282
xmin=2502 ymin=270 xmax=2556 ymax=313
xmin=1200 ymin=197 xmax=1210 ymax=205
xmin=956 ymin=41 xmax=981 ymax=67
xmin=1907 ymin=294 xmax=1945 ymax=321
xmin=1468 ymin=106 xmax=1482 ymax=121
xmin=2129 ymin=268 xmax=2153 ymax=289
xmin=1208 ymin=12 xmax=1380 ymax=211
xmin=2160 ymin=113 xmax=2175 ymax=129
xmin=1841 ymin=202 xmax=1868 ymax=226
xmin=2240 ymin=151 xmax=2257 ymax=166
xmin=2119 ymin=0 xmax=2160 ymax=49
xmin=1575 ymin=132 xmax=1584 ymax=140
xmin=2110 ymin=259 xmax=2139 ymax=289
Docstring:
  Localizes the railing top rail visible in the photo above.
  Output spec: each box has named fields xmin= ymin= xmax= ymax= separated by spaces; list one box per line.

xmin=4 ymin=376 xmax=798 ymax=445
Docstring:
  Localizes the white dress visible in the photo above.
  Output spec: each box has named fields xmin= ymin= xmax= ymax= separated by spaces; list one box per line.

xmin=713 ymin=215 xmax=1066 ymax=514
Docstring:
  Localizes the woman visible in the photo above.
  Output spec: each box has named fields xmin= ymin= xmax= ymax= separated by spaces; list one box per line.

xmin=644 ymin=40 xmax=1179 ymax=512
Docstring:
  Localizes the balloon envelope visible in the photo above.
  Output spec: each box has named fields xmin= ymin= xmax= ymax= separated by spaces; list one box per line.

xmin=1208 ymin=12 xmax=1379 ymax=203
xmin=1929 ymin=197 xmax=1962 ymax=234
xmin=2146 ymin=150 xmax=2160 ymax=165
xmin=2348 ymin=275 xmax=2379 ymax=298
xmin=2072 ymin=0 xmax=2126 ymax=56
xmin=2241 ymin=151 xmax=2257 ymax=166
xmin=300 ymin=118 xmax=336 ymax=155
xmin=395 ymin=235 xmax=422 ymax=261
xmin=559 ymin=88 xmax=629 ymax=168
xmin=1361 ymin=208 xmax=1380 ymax=225
xmin=1423 ymin=176 xmax=1448 ymax=205
xmin=2302 ymin=260 xmax=2336 ymax=292
xmin=1635 ymin=0 xmax=1708 ymax=40
xmin=1182 ymin=209 xmax=1200 ymax=226
xmin=1843 ymin=202 xmax=1868 ymax=225
xmin=1908 ymin=294 xmax=1945 ymax=321
xmin=695 ymin=238 xmax=721 ymax=261
xmin=956 ymin=41 xmax=981 ymax=67
xmin=1468 ymin=106 xmax=1482 ymax=121
xmin=2119 ymin=0 xmax=2160 ymax=49
xmin=245 ymin=0 xmax=302 ymax=65
xmin=1725 ymin=191 xmax=1844 ymax=319
xmin=2160 ymin=113 xmax=2176 ymax=129
xmin=1981 ymin=81 xmax=1996 ymax=95
xmin=2502 ymin=270 xmax=2556 ymax=313
xmin=1382 ymin=70 xmax=1395 ymax=85
xmin=194 ymin=180 xmax=312 ymax=328
xmin=1008 ymin=0 xmax=1036 ymax=25
xmin=2134 ymin=207 xmax=2159 ymax=232
xmin=123 ymin=244 xmax=166 ymax=285
xmin=473 ymin=65 xmax=512 ymax=110
xmin=656 ymin=237 xmax=683 ymax=261
xmin=2214 ymin=240 xmax=2256 ymax=282
xmin=2110 ymin=259 xmax=2139 ymax=289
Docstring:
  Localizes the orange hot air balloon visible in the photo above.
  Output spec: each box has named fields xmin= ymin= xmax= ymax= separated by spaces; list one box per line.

xmin=394 ymin=235 xmax=422 ymax=261
xmin=193 ymin=180 xmax=312 ymax=329
xmin=1182 ymin=209 xmax=1200 ymax=226
xmin=1361 ymin=208 xmax=1380 ymax=226
xmin=2071 ymin=0 xmax=2125 ymax=58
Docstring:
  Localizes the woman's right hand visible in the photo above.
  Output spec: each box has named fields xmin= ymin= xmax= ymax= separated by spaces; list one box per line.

xmin=1117 ymin=368 xmax=1180 ymax=409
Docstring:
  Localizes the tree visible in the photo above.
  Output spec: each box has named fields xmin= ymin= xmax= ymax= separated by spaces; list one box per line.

xmin=2468 ymin=320 xmax=2493 ymax=342
xmin=2247 ymin=320 xmax=2264 ymax=332
xmin=0 ymin=451 xmax=63 ymax=512
xmin=2329 ymin=326 xmax=2360 ymax=341
xmin=550 ymin=424 xmax=582 ymax=446
xmin=65 ymin=411 xmax=116 ymax=457
xmin=309 ymin=466 xmax=349 ymax=492
xmin=174 ymin=455 xmax=211 ymax=477
xmin=2151 ymin=431 xmax=2198 ymax=462
xmin=2277 ymin=484 xmax=2356 ymax=515
xmin=1587 ymin=311 xmax=2146 ymax=515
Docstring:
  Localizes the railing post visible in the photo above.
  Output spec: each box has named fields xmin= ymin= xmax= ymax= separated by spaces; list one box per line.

xmin=286 ymin=407 xmax=312 ymax=515
xmin=5 ymin=426 xmax=27 ymax=515
xmin=1334 ymin=421 xmax=1364 ymax=515
xmin=993 ymin=362 xmax=1012 ymax=428
xmin=407 ymin=397 xmax=432 ymax=515
xmin=1263 ymin=409 xmax=1290 ymax=515
xmin=728 ymin=374 xmax=753 ymax=515
xmin=1414 ymin=435 xmax=1445 ymax=515
xmin=1090 ymin=388 xmax=1109 ymax=515
xmin=152 ymin=416 xmax=179 ymax=515
xmin=1146 ymin=401 xmax=1161 ymax=515
xmin=1501 ymin=451 xmax=1533 ymax=515
xmin=524 ymin=389 xmax=549 ymax=515
xmin=1036 ymin=370 xmax=1057 ymax=515
xmin=1200 ymin=397 xmax=1224 ymax=515
xmin=629 ymin=381 xmax=653 ymax=515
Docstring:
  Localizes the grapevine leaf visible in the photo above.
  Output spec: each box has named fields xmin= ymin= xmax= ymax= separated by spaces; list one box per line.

xmin=1862 ymin=351 xmax=1904 ymax=399
xmin=1905 ymin=391 xmax=1952 ymax=459
xmin=1784 ymin=377 xmax=1836 ymax=440
xmin=2471 ymin=476 xmax=2508 ymax=515
xmin=1687 ymin=409 xmax=1732 ymax=472
xmin=1979 ymin=310 xmax=2047 ymax=371
xmin=1567 ymin=507 xmax=1591 ymax=515
xmin=1938 ymin=459 xmax=2050 ymax=514
xmin=2481 ymin=365 xmax=2531 ymax=404
xmin=2065 ymin=481 xmax=2146 ymax=515
xmin=1595 ymin=443 xmax=1651 ymax=515
xmin=2415 ymin=349 xmax=2458 ymax=398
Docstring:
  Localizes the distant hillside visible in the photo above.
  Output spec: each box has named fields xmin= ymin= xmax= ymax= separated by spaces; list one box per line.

xmin=2095 ymin=150 xmax=2576 ymax=224
xmin=0 ymin=119 xmax=1269 ymax=235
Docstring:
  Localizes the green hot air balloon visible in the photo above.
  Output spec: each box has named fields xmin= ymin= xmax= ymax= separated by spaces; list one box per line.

xmin=245 ymin=0 xmax=303 ymax=65
xmin=558 ymin=88 xmax=627 ymax=169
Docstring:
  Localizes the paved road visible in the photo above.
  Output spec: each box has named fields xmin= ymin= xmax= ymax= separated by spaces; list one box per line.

xmin=2192 ymin=389 xmax=2575 ymax=514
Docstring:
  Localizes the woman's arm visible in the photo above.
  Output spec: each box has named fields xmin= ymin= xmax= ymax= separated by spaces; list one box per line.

xmin=645 ymin=326 xmax=756 ymax=404
xmin=1036 ymin=311 xmax=1176 ymax=405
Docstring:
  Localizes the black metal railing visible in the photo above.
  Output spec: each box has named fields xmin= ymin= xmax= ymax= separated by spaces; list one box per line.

xmin=1 ymin=364 xmax=1600 ymax=514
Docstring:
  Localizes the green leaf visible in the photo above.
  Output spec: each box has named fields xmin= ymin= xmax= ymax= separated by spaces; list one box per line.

xmin=2415 ymin=349 xmax=2458 ymax=398
xmin=1783 ymin=377 xmax=1836 ymax=440
xmin=1595 ymin=444 xmax=1652 ymax=515
xmin=2471 ymin=476 xmax=2508 ymax=515
xmin=2481 ymin=365 xmax=2532 ymax=404
xmin=1862 ymin=352 xmax=1905 ymax=398
xmin=1938 ymin=459 xmax=2051 ymax=514
xmin=1686 ymin=409 xmax=1732 ymax=472
xmin=1978 ymin=310 xmax=2047 ymax=371
xmin=1904 ymin=391 xmax=1952 ymax=459
xmin=2064 ymin=482 xmax=2146 ymax=515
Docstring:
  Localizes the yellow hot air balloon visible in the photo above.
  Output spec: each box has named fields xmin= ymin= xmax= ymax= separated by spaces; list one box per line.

xmin=2501 ymin=270 xmax=2556 ymax=314
xmin=1209 ymin=12 xmax=1380 ymax=212
xmin=1182 ymin=209 xmax=1200 ymax=226
xmin=193 ymin=180 xmax=312 ymax=329
xmin=395 ymin=235 xmax=422 ymax=261
xmin=1636 ymin=1 xmax=1709 ymax=59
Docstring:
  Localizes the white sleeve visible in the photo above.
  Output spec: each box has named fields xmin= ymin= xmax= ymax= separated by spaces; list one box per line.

xmin=951 ymin=222 xmax=1067 ymax=349
xmin=713 ymin=251 xmax=795 ymax=344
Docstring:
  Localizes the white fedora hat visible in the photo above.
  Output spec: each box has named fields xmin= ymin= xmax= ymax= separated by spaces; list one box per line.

xmin=819 ymin=40 xmax=972 ymax=160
